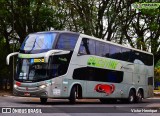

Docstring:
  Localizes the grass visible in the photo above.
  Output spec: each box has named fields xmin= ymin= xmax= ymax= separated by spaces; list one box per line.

xmin=154 ymin=90 xmax=160 ymax=92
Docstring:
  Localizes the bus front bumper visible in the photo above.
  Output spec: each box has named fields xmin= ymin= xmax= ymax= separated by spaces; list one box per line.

xmin=13 ymin=87 xmax=48 ymax=98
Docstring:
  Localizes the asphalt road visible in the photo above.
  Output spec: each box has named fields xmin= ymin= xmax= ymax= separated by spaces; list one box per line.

xmin=0 ymin=96 xmax=160 ymax=116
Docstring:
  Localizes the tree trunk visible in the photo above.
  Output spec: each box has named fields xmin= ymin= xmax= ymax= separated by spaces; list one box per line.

xmin=4 ymin=78 xmax=8 ymax=90
xmin=0 ymin=78 xmax=4 ymax=90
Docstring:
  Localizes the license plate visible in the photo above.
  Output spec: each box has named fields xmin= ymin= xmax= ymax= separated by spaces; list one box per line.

xmin=24 ymin=92 xmax=30 ymax=96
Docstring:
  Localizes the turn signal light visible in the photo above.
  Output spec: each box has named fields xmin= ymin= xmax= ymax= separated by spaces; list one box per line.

xmin=16 ymin=82 xmax=21 ymax=86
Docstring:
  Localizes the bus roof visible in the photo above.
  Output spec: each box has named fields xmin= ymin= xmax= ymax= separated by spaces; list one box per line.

xmin=35 ymin=30 xmax=80 ymax=35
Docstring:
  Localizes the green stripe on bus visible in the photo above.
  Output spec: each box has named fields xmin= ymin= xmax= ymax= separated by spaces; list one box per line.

xmin=87 ymin=57 xmax=119 ymax=70
xmin=19 ymin=54 xmax=31 ymax=58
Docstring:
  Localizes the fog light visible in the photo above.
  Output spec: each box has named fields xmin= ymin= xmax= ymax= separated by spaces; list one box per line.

xmin=39 ymin=85 xmax=47 ymax=89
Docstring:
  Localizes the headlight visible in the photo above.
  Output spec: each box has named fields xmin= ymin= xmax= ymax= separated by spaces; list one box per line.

xmin=14 ymin=84 xmax=18 ymax=88
xmin=39 ymin=85 xmax=47 ymax=89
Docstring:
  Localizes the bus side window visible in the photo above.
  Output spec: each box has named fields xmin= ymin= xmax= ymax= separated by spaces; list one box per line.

xmin=96 ymin=41 xmax=109 ymax=57
xmin=104 ymin=43 xmax=109 ymax=57
xmin=133 ymin=51 xmax=143 ymax=64
xmin=129 ymin=50 xmax=135 ymax=62
xmin=56 ymin=34 xmax=78 ymax=51
xmin=148 ymin=77 xmax=153 ymax=85
xmin=142 ymin=53 xmax=153 ymax=66
xmin=121 ymin=48 xmax=131 ymax=62
xmin=147 ymin=55 xmax=153 ymax=66
xmin=130 ymin=50 xmax=153 ymax=65
xmin=78 ymin=38 xmax=95 ymax=55
xmin=109 ymin=45 xmax=122 ymax=60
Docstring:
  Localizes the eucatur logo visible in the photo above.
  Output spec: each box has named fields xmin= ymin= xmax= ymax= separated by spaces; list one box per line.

xmin=131 ymin=2 xmax=160 ymax=10
xmin=94 ymin=84 xmax=115 ymax=95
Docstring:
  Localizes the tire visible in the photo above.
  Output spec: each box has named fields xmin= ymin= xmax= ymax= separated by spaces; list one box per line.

xmin=69 ymin=87 xmax=77 ymax=104
xmin=128 ymin=90 xmax=136 ymax=103
xmin=136 ymin=90 xmax=143 ymax=103
xmin=40 ymin=98 xmax=47 ymax=104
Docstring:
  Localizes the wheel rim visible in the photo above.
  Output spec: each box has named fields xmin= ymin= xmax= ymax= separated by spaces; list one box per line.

xmin=138 ymin=93 xmax=142 ymax=102
xmin=130 ymin=95 xmax=134 ymax=102
xmin=75 ymin=91 xmax=77 ymax=99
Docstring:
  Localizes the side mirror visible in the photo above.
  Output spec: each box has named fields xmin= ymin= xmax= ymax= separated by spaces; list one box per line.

xmin=6 ymin=52 xmax=19 ymax=65
xmin=44 ymin=50 xmax=70 ymax=62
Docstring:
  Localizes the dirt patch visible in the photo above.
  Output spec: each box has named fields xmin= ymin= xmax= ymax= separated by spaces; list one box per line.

xmin=0 ymin=90 xmax=12 ymax=96
xmin=154 ymin=94 xmax=160 ymax=97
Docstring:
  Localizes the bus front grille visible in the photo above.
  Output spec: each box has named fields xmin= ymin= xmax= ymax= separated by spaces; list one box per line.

xmin=16 ymin=86 xmax=39 ymax=92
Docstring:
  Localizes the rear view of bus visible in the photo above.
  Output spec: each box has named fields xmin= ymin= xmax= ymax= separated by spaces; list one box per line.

xmin=6 ymin=31 xmax=79 ymax=103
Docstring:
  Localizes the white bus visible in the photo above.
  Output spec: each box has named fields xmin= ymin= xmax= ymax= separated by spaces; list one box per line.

xmin=6 ymin=31 xmax=154 ymax=104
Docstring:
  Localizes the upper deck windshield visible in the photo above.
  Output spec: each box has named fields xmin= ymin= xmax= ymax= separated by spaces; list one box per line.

xmin=20 ymin=33 xmax=57 ymax=54
xmin=20 ymin=32 xmax=79 ymax=54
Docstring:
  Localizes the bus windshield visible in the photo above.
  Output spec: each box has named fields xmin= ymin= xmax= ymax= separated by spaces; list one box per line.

xmin=15 ymin=53 xmax=72 ymax=82
xmin=20 ymin=33 xmax=57 ymax=54
xmin=16 ymin=59 xmax=48 ymax=82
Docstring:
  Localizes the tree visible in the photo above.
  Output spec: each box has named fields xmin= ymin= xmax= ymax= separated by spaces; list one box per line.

xmin=122 ymin=2 xmax=160 ymax=65
xmin=0 ymin=0 xmax=67 ymax=90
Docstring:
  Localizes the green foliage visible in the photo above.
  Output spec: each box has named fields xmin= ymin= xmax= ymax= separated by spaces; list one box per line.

xmin=155 ymin=61 xmax=160 ymax=68
xmin=154 ymin=68 xmax=160 ymax=83
xmin=0 ymin=37 xmax=10 ymax=78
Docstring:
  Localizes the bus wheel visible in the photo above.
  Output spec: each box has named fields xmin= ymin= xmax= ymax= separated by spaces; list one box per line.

xmin=69 ymin=86 xmax=77 ymax=104
xmin=40 ymin=98 xmax=47 ymax=104
xmin=136 ymin=90 xmax=143 ymax=103
xmin=128 ymin=90 xmax=136 ymax=103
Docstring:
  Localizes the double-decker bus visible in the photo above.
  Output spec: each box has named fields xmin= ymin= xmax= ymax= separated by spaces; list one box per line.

xmin=6 ymin=31 xmax=154 ymax=104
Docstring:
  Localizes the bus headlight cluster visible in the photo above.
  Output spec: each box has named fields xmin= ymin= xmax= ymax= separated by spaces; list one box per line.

xmin=39 ymin=85 xmax=47 ymax=89
xmin=14 ymin=84 xmax=18 ymax=88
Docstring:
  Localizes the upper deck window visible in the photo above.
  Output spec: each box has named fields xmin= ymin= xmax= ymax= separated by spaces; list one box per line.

xmin=20 ymin=33 xmax=57 ymax=53
xmin=109 ymin=45 xmax=122 ymax=60
xmin=79 ymin=38 xmax=96 ymax=55
xmin=55 ymin=33 xmax=79 ymax=51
